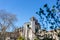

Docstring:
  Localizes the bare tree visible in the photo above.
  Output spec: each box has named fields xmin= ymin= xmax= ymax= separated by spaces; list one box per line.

xmin=0 ymin=10 xmax=17 ymax=40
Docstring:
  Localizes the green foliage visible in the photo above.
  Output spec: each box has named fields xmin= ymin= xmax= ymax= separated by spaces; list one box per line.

xmin=34 ymin=37 xmax=39 ymax=40
xmin=17 ymin=36 xmax=24 ymax=40
xmin=36 ymin=0 xmax=60 ymax=30
xmin=43 ymin=38 xmax=52 ymax=40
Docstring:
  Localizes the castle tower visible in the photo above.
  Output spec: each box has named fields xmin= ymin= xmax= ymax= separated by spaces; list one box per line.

xmin=29 ymin=16 xmax=40 ymax=40
xmin=23 ymin=17 xmax=40 ymax=40
xmin=29 ymin=17 xmax=36 ymax=40
xmin=23 ymin=22 xmax=30 ymax=40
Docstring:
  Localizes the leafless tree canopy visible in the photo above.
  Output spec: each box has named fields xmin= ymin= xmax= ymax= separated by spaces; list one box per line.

xmin=0 ymin=10 xmax=17 ymax=32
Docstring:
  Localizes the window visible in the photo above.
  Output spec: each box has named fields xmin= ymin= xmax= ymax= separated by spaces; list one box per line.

xmin=27 ymin=25 xmax=29 ymax=28
xmin=27 ymin=25 xmax=31 ymax=29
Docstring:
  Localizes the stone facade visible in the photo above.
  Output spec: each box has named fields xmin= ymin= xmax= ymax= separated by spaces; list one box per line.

xmin=0 ymin=17 xmax=60 ymax=40
xmin=22 ymin=17 xmax=60 ymax=40
xmin=23 ymin=17 xmax=40 ymax=40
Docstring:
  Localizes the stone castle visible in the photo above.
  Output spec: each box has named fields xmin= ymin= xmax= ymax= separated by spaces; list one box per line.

xmin=19 ymin=17 xmax=60 ymax=40
xmin=1 ymin=17 xmax=60 ymax=40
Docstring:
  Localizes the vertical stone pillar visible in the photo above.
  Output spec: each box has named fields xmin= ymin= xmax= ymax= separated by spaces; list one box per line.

xmin=30 ymin=17 xmax=36 ymax=40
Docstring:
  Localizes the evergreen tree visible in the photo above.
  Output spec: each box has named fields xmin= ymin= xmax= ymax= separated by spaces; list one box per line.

xmin=36 ymin=0 xmax=60 ymax=30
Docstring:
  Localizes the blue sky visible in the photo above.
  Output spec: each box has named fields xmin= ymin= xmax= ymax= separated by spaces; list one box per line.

xmin=0 ymin=0 xmax=56 ymax=29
